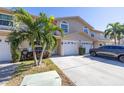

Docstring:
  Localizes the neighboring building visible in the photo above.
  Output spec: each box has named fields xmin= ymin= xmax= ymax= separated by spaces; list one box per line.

xmin=120 ymin=38 xmax=124 ymax=45
xmin=0 ymin=8 xmax=13 ymax=61
xmin=0 ymin=8 xmax=113 ymax=61
xmin=54 ymin=16 xmax=113 ymax=55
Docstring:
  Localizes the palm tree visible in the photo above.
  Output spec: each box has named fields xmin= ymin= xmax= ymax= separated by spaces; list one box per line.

xmin=117 ymin=24 xmax=124 ymax=45
xmin=9 ymin=8 xmax=42 ymax=64
xmin=37 ymin=13 xmax=63 ymax=65
xmin=9 ymin=8 xmax=63 ymax=65
xmin=105 ymin=22 xmax=120 ymax=45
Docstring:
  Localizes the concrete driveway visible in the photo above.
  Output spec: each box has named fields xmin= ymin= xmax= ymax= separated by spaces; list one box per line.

xmin=51 ymin=56 xmax=124 ymax=86
xmin=0 ymin=61 xmax=17 ymax=85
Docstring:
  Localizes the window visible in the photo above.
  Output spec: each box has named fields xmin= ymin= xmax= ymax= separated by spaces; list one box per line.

xmin=91 ymin=32 xmax=95 ymax=37
xmin=0 ymin=20 xmax=13 ymax=26
xmin=91 ymin=33 xmax=94 ymax=37
xmin=0 ymin=14 xmax=12 ymax=20
xmin=112 ymin=46 xmax=124 ymax=49
xmin=99 ymin=46 xmax=109 ymax=49
xmin=83 ymin=27 xmax=89 ymax=34
xmin=118 ymin=46 xmax=124 ymax=49
xmin=60 ymin=21 xmax=69 ymax=33
xmin=100 ymin=46 xmax=117 ymax=49
xmin=0 ymin=14 xmax=13 ymax=26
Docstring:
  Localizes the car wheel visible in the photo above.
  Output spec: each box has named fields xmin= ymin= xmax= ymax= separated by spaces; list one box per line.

xmin=90 ymin=51 xmax=96 ymax=56
xmin=119 ymin=55 xmax=124 ymax=63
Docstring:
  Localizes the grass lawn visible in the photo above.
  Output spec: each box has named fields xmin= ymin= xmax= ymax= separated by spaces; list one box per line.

xmin=6 ymin=59 xmax=75 ymax=86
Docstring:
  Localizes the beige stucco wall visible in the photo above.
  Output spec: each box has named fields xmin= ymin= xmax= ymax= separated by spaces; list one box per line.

xmin=57 ymin=18 xmax=93 ymax=35
xmin=0 ymin=8 xmax=13 ymax=15
xmin=64 ymin=32 xmax=92 ymax=42
xmin=0 ymin=30 xmax=11 ymax=36
xmin=93 ymin=41 xmax=105 ymax=48
xmin=19 ymin=40 xmax=30 ymax=50
xmin=56 ymin=17 xmax=107 ymax=43
xmin=0 ymin=30 xmax=30 ymax=50
xmin=56 ymin=18 xmax=105 ymax=41
xmin=93 ymin=41 xmax=114 ymax=48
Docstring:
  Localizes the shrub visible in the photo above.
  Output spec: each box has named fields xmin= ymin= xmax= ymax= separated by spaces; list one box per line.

xmin=79 ymin=46 xmax=86 ymax=55
xmin=11 ymin=47 xmax=21 ymax=63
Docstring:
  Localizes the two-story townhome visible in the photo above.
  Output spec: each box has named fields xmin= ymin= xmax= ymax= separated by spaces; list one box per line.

xmin=0 ymin=8 xmax=113 ymax=62
xmin=54 ymin=16 xmax=113 ymax=55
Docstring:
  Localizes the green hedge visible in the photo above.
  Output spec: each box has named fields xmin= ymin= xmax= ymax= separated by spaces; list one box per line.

xmin=11 ymin=47 xmax=21 ymax=63
xmin=79 ymin=47 xmax=86 ymax=55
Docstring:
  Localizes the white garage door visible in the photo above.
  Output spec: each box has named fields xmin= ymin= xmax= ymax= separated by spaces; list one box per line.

xmin=61 ymin=40 xmax=79 ymax=55
xmin=0 ymin=36 xmax=12 ymax=61
xmin=80 ymin=41 xmax=93 ymax=53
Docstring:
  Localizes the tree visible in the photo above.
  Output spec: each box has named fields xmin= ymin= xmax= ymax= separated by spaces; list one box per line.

xmin=8 ymin=8 xmax=63 ymax=65
xmin=105 ymin=22 xmax=120 ymax=45
xmin=37 ymin=13 xmax=63 ymax=65
xmin=9 ymin=8 xmax=42 ymax=64
xmin=117 ymin=24 xmax=124 ymax=45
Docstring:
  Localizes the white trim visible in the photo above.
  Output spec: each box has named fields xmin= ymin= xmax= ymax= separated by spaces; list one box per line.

xmin=0 ymin=12 xmax=12 ymax=16
xmin=0 ymin=25 xmax=12 ymax=30
xmin=0 ymin=13 xmax=13 ymax=20
xmin=60 ymin=20 xmax=69 ymax=34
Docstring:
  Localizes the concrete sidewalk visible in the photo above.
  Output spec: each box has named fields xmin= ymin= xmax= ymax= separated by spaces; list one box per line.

xmin=51 ymin=56 xmax=124 ymax=86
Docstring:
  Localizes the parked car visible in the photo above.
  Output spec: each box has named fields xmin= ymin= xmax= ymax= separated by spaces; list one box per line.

xmin=21 ymin=47 xmax=50 ymax=61
xmin=89 ymin=45 xmax=124 ymax=63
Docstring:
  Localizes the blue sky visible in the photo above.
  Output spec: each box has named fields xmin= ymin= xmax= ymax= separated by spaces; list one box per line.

xmin=20 ymin=7 xmax=124 ymax=31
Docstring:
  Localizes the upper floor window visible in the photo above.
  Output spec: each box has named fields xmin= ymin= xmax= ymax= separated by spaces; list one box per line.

xmin=60 ymin=21 xmax=69 ymax=33
xmin=91 ymin=33 xmax=94 ymax=37
xmin=0 ymin=14 xmax=13 ymax=26
xmin=83 ymin=27 xmax=89 ymax=34
xmin=91 ymin=32 xmax=95 ymax=37
xmin=0 ymin=20 xmax=13 ymax=26
xmin=0 ymin=14 xmax=12 ymax=20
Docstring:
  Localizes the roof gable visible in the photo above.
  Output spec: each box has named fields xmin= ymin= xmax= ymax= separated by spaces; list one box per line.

xmin=56 ymin=16 xmax=94 ymax=29
xmin=0 ymin=8 xmax=13 ymax=14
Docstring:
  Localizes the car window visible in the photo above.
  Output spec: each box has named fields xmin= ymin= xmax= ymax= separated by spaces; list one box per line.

xmin=99 ymin=46 xmax=104 ymax=49
xmin=113 ymin=46 xmax=119 ymax=49
xmin=117 ymin=46 xmax=124 ymax=49
xmin=109 ymin=46 xmax=114 ymax=49
xmin=109 ymin=46 xmax=121 ymax=49
xmin=99 ymin=46 xmax=109 ymax=49
xmin=106 ymin=46 xmax=119 ymax=49
xmin=104 ymin=46 xmax=124 ymax=49
xmin=106 ymin=46 xmax=110 ymax=49
xmin=121 ymin=46 xmax=124 ymax=49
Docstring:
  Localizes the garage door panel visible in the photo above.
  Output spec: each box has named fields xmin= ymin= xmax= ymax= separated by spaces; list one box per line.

xmin=62 ymin=40 xmax=79 ymax=55
xmin=80 ymin=41 xmax=93 ymax=53
xmin=0 ymin=36 xmax=12 ymax=61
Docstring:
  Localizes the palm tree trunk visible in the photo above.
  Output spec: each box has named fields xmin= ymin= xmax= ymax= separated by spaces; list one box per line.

xmin=31 ymin=42 xmax=38 ymax=65
xmin=33 ymin=50 xmax=38 ymax=65
xmin=118 ymin=38 xmax=121 ymax=45
xmin=38 ymin=43 xmax=46 ymax=65
xmin=118 ymin=35 xmax=121 ymax=45
xmin=115 ymin=38 xmax=117 ymax=45
xmin=117 ymin=39 xmax=119 ymax=45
